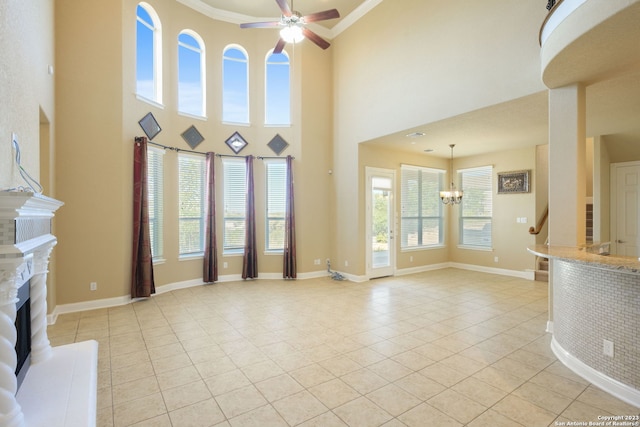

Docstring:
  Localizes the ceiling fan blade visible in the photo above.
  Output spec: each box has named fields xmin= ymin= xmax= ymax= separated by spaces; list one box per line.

xmin=273 ymin=38 xmax=287 ymax=54
xmin=303 ymin=9 xmax=340 ymax=23
xmin=302 ymin=28 xmax=330 ymax=50
xmin=240 ymin=21 xmax=281 ymax=29
xmin=275 ymin=0 xmax=292 ymax=17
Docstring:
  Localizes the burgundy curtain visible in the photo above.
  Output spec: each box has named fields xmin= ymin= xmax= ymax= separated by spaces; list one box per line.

xmin=242 ymin=156 xmax=258 ymax=279
xmin=131 ymin=136 xmax=156 ymax=298
xmin=283 ymin=156 xmax=297 ymax=279
xmin=203 ymin=152 xmax=218 ymax=283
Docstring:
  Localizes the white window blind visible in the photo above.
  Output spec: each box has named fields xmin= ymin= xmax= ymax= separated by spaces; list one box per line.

xmin=147 ymin=146 xmax=164 ymax=260
xmin=400 ymin=165 xmax=445 ymax=248
xmin=178 ymin=154 xmax=205 ymax=256
xmin=265 ymin=160 xmax=287 ymax=251
xmin=222 ymin=158 xmax=246 ymax=252
xmin=459 ymin=166 xmax=493 ymax=248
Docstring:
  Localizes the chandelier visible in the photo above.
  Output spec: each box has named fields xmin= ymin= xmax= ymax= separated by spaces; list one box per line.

xmin=440 ymin=144 xmax=463 ymax=205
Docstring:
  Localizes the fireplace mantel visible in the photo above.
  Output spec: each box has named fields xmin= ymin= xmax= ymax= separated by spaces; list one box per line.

xmin=0 ymin=191 xmax=98 ymax=427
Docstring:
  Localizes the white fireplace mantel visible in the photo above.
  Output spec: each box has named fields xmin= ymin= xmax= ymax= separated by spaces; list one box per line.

xmin=0 ymin=191 xmax=98 ymax=427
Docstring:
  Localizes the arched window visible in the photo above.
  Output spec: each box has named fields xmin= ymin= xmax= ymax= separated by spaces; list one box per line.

xmin=136 ymin=2 xmax=162 ymax=104
xmin=222 ymin=45 xmax=249 ymax=124
xmin=265 ymin=50 xmax=291 ymax=125
xmin=178 ymin=31 xmax=205 ymax=117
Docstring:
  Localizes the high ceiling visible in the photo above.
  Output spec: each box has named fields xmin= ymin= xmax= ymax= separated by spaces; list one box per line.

xmin=197 ymin=0 xmax=368 ymax=29
xmin=187 ymin=0 xmax=640 ymax=159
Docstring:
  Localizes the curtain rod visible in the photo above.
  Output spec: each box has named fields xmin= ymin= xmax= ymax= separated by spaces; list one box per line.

xmin=138 ymin=138 xmax=295 ymax=160
xmin=257 ymin=156 xmax=295 ymax=160
xmin=145 ymin=139 xmax=208 ymax=156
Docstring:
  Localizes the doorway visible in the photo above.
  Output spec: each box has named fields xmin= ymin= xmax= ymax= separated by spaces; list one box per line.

xmin=365 ymin=167 xmax=395 ymax=278
xmin=611 ymin=161 xmax=640 ymax=256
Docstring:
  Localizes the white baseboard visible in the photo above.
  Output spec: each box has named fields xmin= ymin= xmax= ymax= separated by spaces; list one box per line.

xmin=47 ymin=264 xmax=534 ymax=324
xmin=546 ymin=321 xmax=554 ymax=334
xmin=551 ymin=337 xmax=640 ymax=409
xmin=395 ymin=262 xmax=451 ymax=276
xmin=48 ymin=271 xmax=333 ymax=324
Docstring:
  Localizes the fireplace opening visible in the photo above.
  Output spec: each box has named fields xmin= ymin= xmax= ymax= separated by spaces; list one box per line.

xmin=15 ymin=279 xmax=31 ymax=390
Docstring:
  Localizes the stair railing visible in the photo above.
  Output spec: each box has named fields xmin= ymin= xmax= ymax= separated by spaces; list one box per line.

xmin=529 ymin=205 xmax=549 ymax=235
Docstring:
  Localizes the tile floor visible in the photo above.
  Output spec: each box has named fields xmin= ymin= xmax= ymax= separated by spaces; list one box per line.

xmin=47 ymin=268 xmax=639 ymax=426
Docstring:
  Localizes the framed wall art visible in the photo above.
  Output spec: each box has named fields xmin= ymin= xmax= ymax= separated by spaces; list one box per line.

xmin=497 ymin=170 xmax=530 ymax=194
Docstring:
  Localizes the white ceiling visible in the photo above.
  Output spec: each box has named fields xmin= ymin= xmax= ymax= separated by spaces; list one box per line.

xmin=196 ymin=0 xmax=368 ymax=29
xmin=184 ymin=0 xmax=640 ymax=159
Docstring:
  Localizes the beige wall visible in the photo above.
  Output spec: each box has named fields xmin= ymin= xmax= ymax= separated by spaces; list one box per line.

xmin=449 ymin=147 xmax=538 ymax=272
xmin=359 ymin=145 xmax=450 ymax=271
xmin=51 ymin=0 xmax=333 ymax=305
xmin=332 ymin=0 xmax=547 ymax=276
xmin=1 ymin=0 xmax=55 ymax=189
xmin=1 ymin=0 xmax=56 ymax=307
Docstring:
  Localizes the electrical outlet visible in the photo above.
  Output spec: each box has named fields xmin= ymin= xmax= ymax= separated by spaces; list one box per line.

xmin=90 ymin=282 xmax=97 ymax=291
xmin=223 ymin=262 xmax=228 ymax=269
xmin=314 ymin=259 xmax=321 ymax=265
xmin=344 ymin=260 xmax=349 ymax=267
xmin=410 ymin=255 xmax=413 ymax=262
xmin=603 ymin=339 xmax=614 ymax=357
xmin=494 ymin=256 xmax=499 ymax=263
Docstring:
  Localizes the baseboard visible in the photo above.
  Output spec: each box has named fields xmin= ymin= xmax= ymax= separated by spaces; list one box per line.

xmin=47 ymin=264 xmax=533 ymax=324
xmin=546 ymin=321 xmax=554 ymax=334
xmin=48 ymin=271 xmax=333 ymax=323
xmin=448 ymin=262 xmax=535 ymax=280
xmin=551 ymin=337 xmax=640 ymax=409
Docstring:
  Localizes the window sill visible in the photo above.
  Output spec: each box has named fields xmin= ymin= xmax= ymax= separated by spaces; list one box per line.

xmin=264 ymin=123 xmax=291 ymax=128
xmin=179 ymin=253 xmax=204 ymax=261
xmin=457 ymin=245 xmax=494 ymax=252
xmin=264 ymin=250 xmax=284 ymax=256
xmin=222 ymin=121 xmax=250 ymax=127
xmin=178 ymin=111 xmax=207 ymax=121
xmin=401 ymin=245 xmax=445 ymax=252
xmin=223 ymin=250 xmax=244 ymax=257
xmin=152 ymin=258 xmax=166 ymax=265
xmin=135 ymin=94 xmax=165 ymax=110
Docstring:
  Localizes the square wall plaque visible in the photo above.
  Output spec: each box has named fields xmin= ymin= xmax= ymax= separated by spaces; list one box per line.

xmin=138 ymin=112 xmax=161 ymax=140
xmin=267 ymin=134 xmax=289 ymax=156
xmin=225 ymin=131 xmax=248 ymax=154
xmin=181 ymin=125 xmax=204 ymax=150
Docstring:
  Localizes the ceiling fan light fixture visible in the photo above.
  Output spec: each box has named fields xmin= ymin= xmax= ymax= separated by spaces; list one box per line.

xmin=280 ymin=24 xmax=305 ymax=43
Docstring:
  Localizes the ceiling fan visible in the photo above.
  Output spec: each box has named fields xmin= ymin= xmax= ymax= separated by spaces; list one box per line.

xmin=240 ymin=0 xmax=340 ymax=54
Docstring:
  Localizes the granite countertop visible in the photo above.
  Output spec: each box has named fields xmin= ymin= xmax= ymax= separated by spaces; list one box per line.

xmin=527 ymin=244 xmax=640 ymax=274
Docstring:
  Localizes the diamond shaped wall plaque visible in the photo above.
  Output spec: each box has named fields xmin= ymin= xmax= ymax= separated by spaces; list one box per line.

xmin=181 ymin=125 xmax=204 ymax=150
xmin=267 ymin=134 xmax=289 ymax=156
xmin=138 ymin=112 xmax=161 ymax=140
xmin=225 ymin=131 xmax=248 ymax=154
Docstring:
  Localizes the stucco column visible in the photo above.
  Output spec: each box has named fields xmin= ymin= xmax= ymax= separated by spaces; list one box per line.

xmin=548 ymin=83 xmax=587 ymax=246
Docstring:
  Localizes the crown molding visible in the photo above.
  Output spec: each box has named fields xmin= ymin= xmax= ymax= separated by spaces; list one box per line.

xmin=176 ymin=0 xmax=384 ymax=41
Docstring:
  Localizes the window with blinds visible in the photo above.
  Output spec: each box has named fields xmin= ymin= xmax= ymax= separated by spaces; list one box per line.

xmin=222 ymin=158 xmax=246 ymax=252
xmin=178 ymin=154 xmax=205 ymax=256
xmin=400 ymin=165 xmax=445 ymax=249
xmin=459 ymin=166 xmax=493 ymax=248
xmin=147 ymin=146 xmax=164 ymax=260
xmin=265 ymin=160 xmax=287 ymax=251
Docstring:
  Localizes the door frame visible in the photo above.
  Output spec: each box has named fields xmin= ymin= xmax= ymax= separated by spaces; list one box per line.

xmin=365 ymin=167 xmax=396 ymax=279
xmin=610 ymin=160 xmax=640 ymax=256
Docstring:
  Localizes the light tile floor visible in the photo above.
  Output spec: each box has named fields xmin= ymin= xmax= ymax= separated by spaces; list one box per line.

xmin=47 ymin=268 xmax=640 ymax=426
